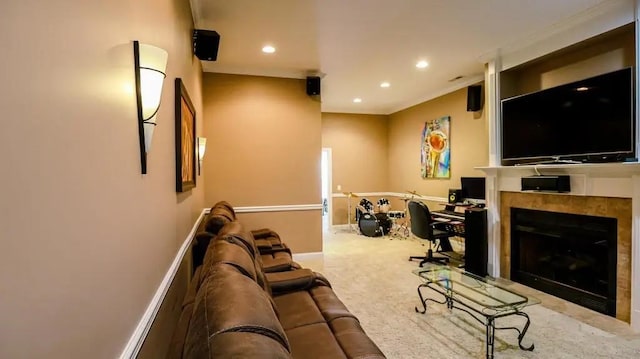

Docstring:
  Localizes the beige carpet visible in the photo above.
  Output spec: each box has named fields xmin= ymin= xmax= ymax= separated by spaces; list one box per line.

xmin=293 ymin=226 xmax=640 ymax=359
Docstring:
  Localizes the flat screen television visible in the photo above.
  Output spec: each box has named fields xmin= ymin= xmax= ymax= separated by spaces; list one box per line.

xmin=501 ymin=67 xmax=635 ymax=165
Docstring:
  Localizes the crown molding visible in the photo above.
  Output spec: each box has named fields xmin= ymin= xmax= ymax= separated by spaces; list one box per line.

xmin=387 ymin=74 xmax=485 ymax=115
xmin=477 ymin=0 xmax=635 ymax=67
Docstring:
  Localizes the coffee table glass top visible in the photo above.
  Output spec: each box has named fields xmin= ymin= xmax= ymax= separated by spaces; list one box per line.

xmin=413 ymin=265 xmax=540 ymax=312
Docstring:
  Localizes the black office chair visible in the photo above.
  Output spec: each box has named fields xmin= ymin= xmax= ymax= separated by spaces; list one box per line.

xmin=408 ymin=200 xmax=454 ymax=267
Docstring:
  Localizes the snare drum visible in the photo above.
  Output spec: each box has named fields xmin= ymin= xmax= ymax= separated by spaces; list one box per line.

xmin=387 ymin=210 xmax=405 ymax=219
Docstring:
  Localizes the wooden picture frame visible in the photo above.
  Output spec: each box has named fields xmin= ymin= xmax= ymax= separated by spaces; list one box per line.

xmin=175 ymin=78 xmax=196 ymax=192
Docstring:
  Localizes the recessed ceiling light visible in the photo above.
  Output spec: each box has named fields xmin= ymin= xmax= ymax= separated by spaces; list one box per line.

xmin=262 ymin=45 xmax=276 ymax=54
xmin=380 ymin=82 xmax=390 ymax=88
xmin=576 ymin=86 xmax=589 ymax=92
xmin=416 ymin=60 xmax=429 ymax=69
xmin=353 ymin=98 xmax=362 ymax=103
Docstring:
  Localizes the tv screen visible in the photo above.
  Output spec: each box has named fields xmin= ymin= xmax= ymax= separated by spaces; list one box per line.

xmin=461 ymin=177 xmax=485 ymax=202
xmin=501 ymin=67 xmax=635 ymax=165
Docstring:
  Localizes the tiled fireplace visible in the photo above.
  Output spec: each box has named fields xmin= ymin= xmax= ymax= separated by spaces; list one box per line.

xmin=499 ymin=192 xmax=631 ymax=322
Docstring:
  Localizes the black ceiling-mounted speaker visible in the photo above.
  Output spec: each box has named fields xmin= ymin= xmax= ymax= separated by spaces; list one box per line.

xmin=193 ymin=29 xmax=220 ymax=61
xmin=467 ymin=84 xmax=482 ymax=112
xmin=306 ymin=76 xmax=321 ymax=96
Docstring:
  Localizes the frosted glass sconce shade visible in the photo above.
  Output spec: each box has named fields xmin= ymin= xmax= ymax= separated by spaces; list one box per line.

xmin=133 ymin=41 xmax=168 ymax=174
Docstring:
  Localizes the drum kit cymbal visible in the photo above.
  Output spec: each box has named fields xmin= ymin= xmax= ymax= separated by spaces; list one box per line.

xmin=343 ymin=192 xmax=359 ymax=232
xmin=401 ymin=190 xmax=423 ymax=201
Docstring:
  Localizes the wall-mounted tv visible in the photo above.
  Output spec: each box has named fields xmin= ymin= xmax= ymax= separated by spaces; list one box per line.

xmin=501 ymin=67 xmax=635 ymax=165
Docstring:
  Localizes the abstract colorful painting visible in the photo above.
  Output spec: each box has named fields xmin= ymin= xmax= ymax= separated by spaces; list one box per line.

xmin=421 ymin=116 xmax=451 ymax=179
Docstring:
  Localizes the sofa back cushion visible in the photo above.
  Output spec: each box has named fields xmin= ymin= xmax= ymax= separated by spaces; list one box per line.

xmin=216 ymin=222 xmax=273 ymax=294
xmin=199 ymin=237 xmax=257 ymax=289
xmin=211 ymin=200 xmax=237 ymax=218
xmin=204 ymin=205 xmax=236 ymax=235
xmin=183 ymin=263 xmax=290 ymax=358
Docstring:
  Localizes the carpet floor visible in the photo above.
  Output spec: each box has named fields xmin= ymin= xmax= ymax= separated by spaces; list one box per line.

xmin=293 ymin=226 xmax=640 ymax=359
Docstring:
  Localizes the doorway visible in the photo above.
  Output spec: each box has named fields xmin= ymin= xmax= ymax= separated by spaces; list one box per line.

xmin=321 ymin=148 xmax=332 ymax=229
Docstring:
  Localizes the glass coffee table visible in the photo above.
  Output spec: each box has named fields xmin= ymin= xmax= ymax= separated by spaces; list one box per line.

xmin=413 ymin=265 xmax=538 ymax=359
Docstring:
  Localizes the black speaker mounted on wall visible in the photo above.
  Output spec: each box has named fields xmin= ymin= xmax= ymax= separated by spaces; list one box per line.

xmin=467 ymin=84 xmax=482 ymax=112
xmin=306 ymin=76 xmax=321 ymax=96
xmin=193 ymin=29 xmax=220 ymax=61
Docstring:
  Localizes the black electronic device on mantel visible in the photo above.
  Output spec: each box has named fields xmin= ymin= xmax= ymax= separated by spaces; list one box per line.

xmin=521 ymin=175 xmax=570 ymax=192
xmin=501 ymin=67 xmax=635 ymax=166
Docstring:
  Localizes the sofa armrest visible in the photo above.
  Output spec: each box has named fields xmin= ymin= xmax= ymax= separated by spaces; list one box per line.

xmin=251 ymin=228 xmax=281 ymax=241
xmin=256 ymin=240 xmax=292 ymax=255
xmin=255 ymin=238 xmax=274 ymax=251
xmin=266 ymin=269 xmax=331 ymax=294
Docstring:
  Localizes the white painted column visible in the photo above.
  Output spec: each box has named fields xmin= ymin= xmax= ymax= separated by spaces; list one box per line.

xmin=484 ymin=55 xmax=502 ymax=277
xmin=631 ymin=0 xmax=640 ymax=332
xmin=631 ymin=175 xmax=640 ymax=331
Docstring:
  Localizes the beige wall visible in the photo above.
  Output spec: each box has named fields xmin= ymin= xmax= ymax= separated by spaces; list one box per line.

xmin=321 ymin=113 xmax=389 ymax=224
xmin=202 ymin=73 xmax=322 ymax=252
xmin=0 ymin=0 xmax=204 ymax=358
xmin=388 ymin=86 xmax=489 ymax=200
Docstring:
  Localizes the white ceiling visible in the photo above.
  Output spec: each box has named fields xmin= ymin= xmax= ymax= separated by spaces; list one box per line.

xmin=190 ymin=0 xmax=612 ymax=114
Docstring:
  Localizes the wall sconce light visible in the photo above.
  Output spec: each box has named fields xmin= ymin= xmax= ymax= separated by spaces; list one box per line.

xmin=197 ymin=137 xmax=207 ymax=175
xmin=133 ymin=41 xmax=168 ymax=174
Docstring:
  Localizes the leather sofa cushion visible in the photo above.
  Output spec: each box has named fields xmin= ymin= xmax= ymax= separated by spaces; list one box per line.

xmin=201 ymin=239 xmax=257 ymax=285
xmin=204 ymin=332 xmax=292 ymax=359
xmin=285 ymin=323 xmax=347 ymax=359
xmin=273 ymin=291 xmax=326 ymax=330
xmin=266 ymin=268 xmax=317 ymax=294
xmin=184 ymin=264 xmax=290 ymax=357
xmin=211 ymin=201 xmax=236 ymax=219
xmin=310 ymin=286 xmax=356 ymax=322
xmin=251 ymin=227 xmax=280 ymax=240
xmin=204 ymin=214 xmax=230 ymax=235
xmin=192 ymin=232 xmax=214 ymax=269
xmin=329 ymin=317 xmax=386 ymax=359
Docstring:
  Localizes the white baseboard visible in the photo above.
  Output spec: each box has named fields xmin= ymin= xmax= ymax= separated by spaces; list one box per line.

xmin=292 ymin=252 xmax=324 ymax=261
xmin=118 ymin=209 xmax=208 ymax=359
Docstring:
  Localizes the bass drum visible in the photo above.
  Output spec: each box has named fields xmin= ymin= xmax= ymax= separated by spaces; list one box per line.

xmin=358 ymin=213 xmax=392 ymax=237
xmin=375 ymin=213 xmax=392 ymax=235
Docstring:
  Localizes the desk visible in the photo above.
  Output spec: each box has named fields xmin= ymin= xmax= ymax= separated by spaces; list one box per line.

xmin=413 ymin=265 xmax=537 ymax=358
xmin=432 ymin=208 xmax=466 ymax=239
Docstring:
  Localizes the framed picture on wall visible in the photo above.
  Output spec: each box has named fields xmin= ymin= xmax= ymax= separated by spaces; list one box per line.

xmin=175 ymin=78 xmax=196 ymax=192
xmin=421 ymin=115 xmax=451 ymax=179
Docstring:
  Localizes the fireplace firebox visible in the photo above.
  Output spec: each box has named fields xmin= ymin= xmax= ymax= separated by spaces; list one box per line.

xmin=510 ymin=208 xmax=617 ymax=316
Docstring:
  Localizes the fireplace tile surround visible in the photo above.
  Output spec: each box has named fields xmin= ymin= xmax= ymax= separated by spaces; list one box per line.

xmin=500 ymin=191 xmax=631 ymax=322
xmin=479 ymin=163 xmax=640 ymax=329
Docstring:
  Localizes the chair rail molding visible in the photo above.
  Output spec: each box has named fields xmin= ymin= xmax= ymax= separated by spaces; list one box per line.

xmin=119 ymin=208 xmax=208 ymax=359
xmin=331 ymin=191 xmax=447 ymax=203
xmin=234 ymin=204 xmax=323 ymax=213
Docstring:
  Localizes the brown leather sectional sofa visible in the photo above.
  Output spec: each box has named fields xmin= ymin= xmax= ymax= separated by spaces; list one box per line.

xmin=169 ymin=203 xmax=385 ymax=358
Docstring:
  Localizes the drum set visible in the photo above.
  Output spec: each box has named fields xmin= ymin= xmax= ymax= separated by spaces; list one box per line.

xmin=346 ymin=191 xmax=420 ymax=239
